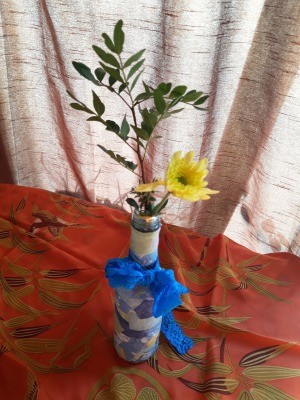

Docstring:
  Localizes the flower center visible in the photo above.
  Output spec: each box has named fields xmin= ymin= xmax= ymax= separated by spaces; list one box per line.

xmin=177 ymin=176 xmax=188 ymax=185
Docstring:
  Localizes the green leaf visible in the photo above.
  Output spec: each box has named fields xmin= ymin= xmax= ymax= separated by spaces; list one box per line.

xmin=72 ymin=62 xmax=99 ymax=85
xmin=92 ymin=46 xmax=120 ymax=68
xmin=92 ymin=91 xmax=105 ymax=116
xmin=182 ymin=90 xmax=203 ymax=103
xmin=66 ymin=90 xmax=84 ymax=104
xmin=126 ymin=198 xmax=139 ymax=210
xmin=120 ymin=116 xmax=130 ymax=140
xmin=124 ymin=49 xmax=146 ymax=68
xmin=118 ymin=82 xmax=127 ymax=93
xmin=153 ymin=89 xmax=166 ymax=113
xmin=127 ymin=59 xmax=145 ymax=80
xmin=99 ymin=62 xmax=123 ymax=82
xmin=86 ymin=116 xmax=105 ymax=123
xmin=152 ymin=198 xmax=168 ymax=215
xmin=70 ymin=103 xmax=94 ymax=114
xmin=102 ymin=33 xmax=116 ymax=53
xmin=94 ymin=67 xmax=106 ymax=82
xmin=143 ymin=81 xmax=151 ymax=93
xmin=168 ymin=96 xmax=184 ymax=108
xmin=157 ymin=82 xmax=172 ymax=95
xmin=140 ymin=108 xmax=158 ymax=135
xmin=193 ymin=106 xmax=208 ymax=111
xmin=131 ymin=69 xmax=144 ymax=91
xmin=194 ymin=95 xmax=209 ymax=105
xmin=97 ymin=145 xmax=137 ymax=171
xmin=169 ymin=85 xmax=187 ymax=98
xmin=109 ymin=75 xmax=117 ymax=86
xmin=170 ymin=108 xmax=185 ymax=114
xmin=134 ymin=92 xmax=152 ymax=103
xmin=113 ymin=20 xmax=124 ymax=54
xmin=160 ymin=112 xmax=172 ymax=120
xmin=130 ymin=125 xmax=150 ymax=141
xmin=105 ymin=120 xmax=120 ymax=134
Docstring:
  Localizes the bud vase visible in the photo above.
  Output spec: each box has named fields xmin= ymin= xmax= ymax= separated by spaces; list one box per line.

xmin=113 ymin=211 xmax=162 ymax=362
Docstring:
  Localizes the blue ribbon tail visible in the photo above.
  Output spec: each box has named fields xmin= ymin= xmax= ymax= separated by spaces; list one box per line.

xmin=150 ymin=269 xmax=189 ymax=318
xmin=161 ymin=312 xmax=194 ymax=354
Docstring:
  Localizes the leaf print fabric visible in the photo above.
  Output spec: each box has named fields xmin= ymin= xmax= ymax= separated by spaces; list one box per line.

xmin=0 ymin=183 xmax=299 ymax=399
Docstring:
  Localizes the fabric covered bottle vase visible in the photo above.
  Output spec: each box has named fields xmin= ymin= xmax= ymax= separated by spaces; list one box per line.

xmin=105 ymin=210 xmax=194 ymax=363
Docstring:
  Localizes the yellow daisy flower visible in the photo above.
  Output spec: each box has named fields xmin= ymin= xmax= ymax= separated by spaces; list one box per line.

xmin=135 ymin=151 xmax=218 ymax=202
xmin=165 ymin=150 xmax=218 ymax=201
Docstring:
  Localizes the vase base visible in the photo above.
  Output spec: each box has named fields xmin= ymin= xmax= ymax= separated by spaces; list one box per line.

xmin=114 ymin=338 xmax=158 ymax=363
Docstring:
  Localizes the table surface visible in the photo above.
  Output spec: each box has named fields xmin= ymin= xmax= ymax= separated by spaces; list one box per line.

xmin=0 ymin=184 xmax=299 ymax=400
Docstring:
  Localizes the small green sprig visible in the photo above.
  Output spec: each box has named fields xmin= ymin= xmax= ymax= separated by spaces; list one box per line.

xmin=68 ymin=20 xmax=209 ymax=213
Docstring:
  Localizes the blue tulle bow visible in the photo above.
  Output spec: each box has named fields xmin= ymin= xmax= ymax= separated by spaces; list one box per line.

xmin=105 ymin=255 xmax=194 ymax=354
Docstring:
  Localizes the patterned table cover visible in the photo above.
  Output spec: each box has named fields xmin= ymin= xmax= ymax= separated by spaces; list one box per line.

xmin=0 ymin=184 xmax=299 ymax=400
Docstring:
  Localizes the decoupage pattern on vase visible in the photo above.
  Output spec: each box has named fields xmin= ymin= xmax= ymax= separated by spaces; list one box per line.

xmin=114 ymin=286 xmax=162 ymax=362
xmin=129 ymin=226 xmax=160 ymax=267
xmin=113 ymin=219 xmax=162 ymax=362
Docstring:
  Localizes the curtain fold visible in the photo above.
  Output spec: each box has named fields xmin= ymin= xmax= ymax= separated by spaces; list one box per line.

xmin=194 ymin=0 xmax=300 ymax=238
xmin=0 ymin=0 xmax=299 ymax=255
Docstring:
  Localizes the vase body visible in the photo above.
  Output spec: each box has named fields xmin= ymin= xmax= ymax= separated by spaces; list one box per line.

xmin=113 ymin=211 xmax=162 ymax=362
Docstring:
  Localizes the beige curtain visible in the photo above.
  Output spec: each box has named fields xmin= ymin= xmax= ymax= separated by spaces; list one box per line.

xmin=0 ymin=0 xmax=299 ymax=255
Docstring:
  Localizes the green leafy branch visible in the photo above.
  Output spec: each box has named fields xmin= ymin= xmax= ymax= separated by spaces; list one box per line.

xmin=68 ymin=20 xmax=209 ymax=213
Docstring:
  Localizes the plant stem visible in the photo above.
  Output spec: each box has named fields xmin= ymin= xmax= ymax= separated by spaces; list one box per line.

xmin=124 ymin=140 xmax=138 ymax=154
xmin=117 ymin=54 xmax=146 ymax=183
xmin=97 ymin=82 xmax=140 ymax=156
xmin=135 ymin=145 xmax=146 ymax=183
xmin=151 ymin=192 xmax=170 ymax=215
xmin=99 ymin=82 xmax=131 ymax=108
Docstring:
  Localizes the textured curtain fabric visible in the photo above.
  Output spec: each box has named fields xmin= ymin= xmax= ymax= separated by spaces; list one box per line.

xmin=0 ymin=0 xmax=299 ymax=255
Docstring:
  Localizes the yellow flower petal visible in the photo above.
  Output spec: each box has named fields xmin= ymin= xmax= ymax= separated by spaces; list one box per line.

xmin=198 ymin=158 xmax=208 ymax=170
xmin=184 ymin=151 xmax=195 ymax=163
xmin=134 ymin=179 xmax=165 ymax=192
xmin=165 ymin=151 xmax=218 ymax=202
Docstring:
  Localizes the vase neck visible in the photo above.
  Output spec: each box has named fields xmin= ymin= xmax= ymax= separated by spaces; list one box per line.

xmin=130 ymin=214 xmax=161 ymax=268
xmin=131 ymin=211 xmax=160 ymax=233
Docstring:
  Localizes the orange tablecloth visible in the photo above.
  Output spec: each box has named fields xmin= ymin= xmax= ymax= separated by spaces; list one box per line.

xmin=0 ymin=184 xmax=299 ymax=400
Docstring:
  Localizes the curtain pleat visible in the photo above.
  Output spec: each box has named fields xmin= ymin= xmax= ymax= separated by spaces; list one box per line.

xmin=194 ymin=0 xmax=300 ymax=238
